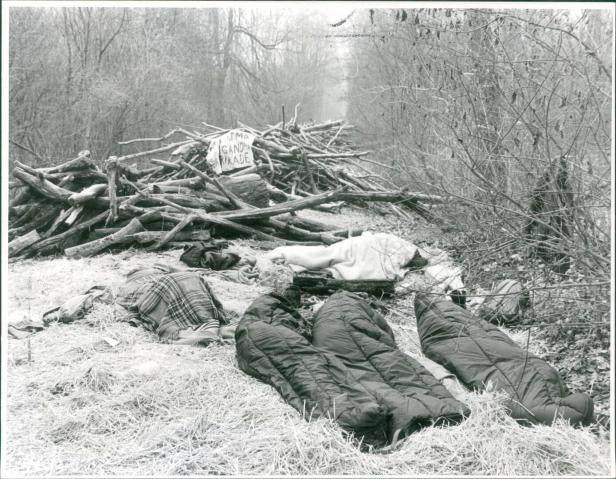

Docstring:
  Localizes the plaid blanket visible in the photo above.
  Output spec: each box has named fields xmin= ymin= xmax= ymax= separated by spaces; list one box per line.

xmin=117 ymin=266 xmax=229 ymax=343
xmin=117 ymin=264 xmax=175 ymax=312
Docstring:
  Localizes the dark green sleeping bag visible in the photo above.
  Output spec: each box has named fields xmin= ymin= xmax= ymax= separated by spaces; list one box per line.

xmin=312 ymin=291 xmax=470 ymax=440
xmin=236 ymin=290 xmax=469 ymax=446
xmin=414 ymin=293 xmax=593 ymax=427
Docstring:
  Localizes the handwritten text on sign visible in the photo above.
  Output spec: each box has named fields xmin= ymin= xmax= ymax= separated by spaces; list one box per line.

xmin=206 ymin=129 xmax=256 ymax=174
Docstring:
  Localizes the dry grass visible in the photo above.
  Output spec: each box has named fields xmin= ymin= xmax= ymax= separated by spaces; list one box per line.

xmin=3 ymin=209 xmax=613 ymax=476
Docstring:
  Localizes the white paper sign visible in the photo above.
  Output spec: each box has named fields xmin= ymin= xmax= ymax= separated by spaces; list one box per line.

xmin=206 ymin=129 xmax=256 ymax=174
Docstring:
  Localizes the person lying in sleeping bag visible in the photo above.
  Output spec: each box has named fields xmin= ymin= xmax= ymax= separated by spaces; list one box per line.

xmin=414 ymin=293 xmax=594 ymax=427
xmin=235 ymin=289 xmax=470 ymax=447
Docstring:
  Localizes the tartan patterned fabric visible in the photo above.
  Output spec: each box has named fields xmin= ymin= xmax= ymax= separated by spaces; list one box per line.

xmin=117 ymin=266 xmax=228 ymax=341
xmin=173 ymin=321 xmax=223 ymax=346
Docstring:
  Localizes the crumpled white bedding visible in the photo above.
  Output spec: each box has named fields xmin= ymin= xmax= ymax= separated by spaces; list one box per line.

xmin=421 ymin=248 xmax=465 ymax=293
xmin=265 ymin=231 xmax=420 ymax=281
xmin=396 ymin=246 xmax=465 ymax=295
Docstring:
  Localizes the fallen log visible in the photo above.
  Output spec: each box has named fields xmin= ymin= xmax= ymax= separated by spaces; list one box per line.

xmin=105 ymin=157 xmax=119 ymax=226
xmin=120 ymin=204 xmax=185 ymax=225
xmin=8 ymin=224 xmax=34 ymax=242
xmin=126 ymin=187 xmax=309 ymax=245
xmin=9 ymin=204 xmax=33 ymax=220
xmin=148 ymin=214 xmax=197 ymax=250
xmin=219 ymin=188 xmax=345 ymax=221
xmin=266 ymin=183 xmax=342 ymax=213
xmin=149 ymin=173 xmax=268 ymax=206
xmin=264 ymin=183 xmax=291 ymax=202
xmin=229 ymin=165 xmax=259 ymax=177
xmin=265 ymin=218 xmax=340 ymax=245
xmin=278 ymin=214 xmax=339 ymax=232
xmin=217 ymin=187 xmax=440 ymax=223
xmin=171 ymin=139 xmax=204 ymax=155
xmin=151 ymin=159 xmax=182 ymax=170
xmin=42 ymin=207 xmax=77 ymax=239
xmin=65 ymin=217 xmax=145 ymax=258
xmin=44 ymin=170 xmax=108 ymax=182
xmin=179 ymin=174 xmax=339 ymax=245
xmin=134 ymin=228 xmax=210 ymax=245
xmin=65 ymin=205 xmax=85 ymax=226
xmin=139 ymin=220 xmax=175 ymax=231
xmin=134 ymin=193 xmax=221 ymax=210
xmin=301 ymin=150 xmax=318 ymax=193
xmin=151 ymin=184 xmax=200 ymax=195
xmin=253 ymin=136 xmax=293 ymax=156
xmin=178 ymin=161 xmax=248 ymax=210
xmin=69 ymin=184 xmax=107 ymax=205
xmin=40 ymin=151 xmax=95 ymax=174
xmin=220 ymin=174 xmax=270 ymax=207
xmin=293 ymin=272 xmax=395 ymax=296
xmin=178 ymin=162 xmax=269 ymax=208
xmin=301 ymin=120 xmax=345 ymax=133
xmin=13 ymin=168 xmax=72 ymax=203
xmin=87 ymin=228 xmax=210 ymax=245
xmin=30 ymin=210 xmax=110 ymax=255
xmin=9 ymin=186 xmax=32 ymax=207
xmin=306 ymin=151 xmax=370 ymax=160
xmin=150 ymin=177 xmax=204 ymax=188
xmin=149 ymin=197 xmax=285 ymax=243
xmin=337 ymin=190 xmax=441 ymax=222
xmin=9 ymin=203 xmax=62 ymax=238
xmin=116 ymin=139 xmax=194 ymax=163
xmin=8 ymin=230 xmax=41 ymax=256
xmin=9 ymin=118 xmax=449 ymax=260
xmin=90 ymin=227 xmax=121 ymax=236
xmin=337 ymin=190 xmax=444 ymax=204
xmin=118 ymin=129 xmax=182 ymax=145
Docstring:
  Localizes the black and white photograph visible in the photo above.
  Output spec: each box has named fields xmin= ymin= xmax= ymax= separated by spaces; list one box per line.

xmin=1 ymin=1 xmax=614 ymax=477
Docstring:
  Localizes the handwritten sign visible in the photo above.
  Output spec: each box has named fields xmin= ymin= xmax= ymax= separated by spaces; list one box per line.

xmin=206 ymin=129 xmax=256 ymax=174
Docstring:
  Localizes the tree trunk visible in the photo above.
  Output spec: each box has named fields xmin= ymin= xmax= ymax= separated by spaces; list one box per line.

xmin=105 ymin=157 xmax=119 ymax=226
xmin=219 ymin=173 xmax=270 ymax=207
xmin=211 ymin=9 xmax=234 ymax=125
xmin=525 ymin=157 xmax=573 ymax=273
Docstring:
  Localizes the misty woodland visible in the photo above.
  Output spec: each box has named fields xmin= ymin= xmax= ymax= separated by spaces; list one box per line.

xmin=4 ymin=4 xmax=613 ymax=477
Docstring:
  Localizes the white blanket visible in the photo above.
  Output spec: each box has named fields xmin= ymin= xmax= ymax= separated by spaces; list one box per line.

xmin=423 ymin=263 xmax=465 ymax=292
xmin=265 ymin=232 xmax=420 ymax=281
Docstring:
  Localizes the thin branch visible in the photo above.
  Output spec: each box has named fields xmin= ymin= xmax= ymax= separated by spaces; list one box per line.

xmin=504 ymin=13 xmax=611 ymax=81
xmin=98 ymin=9 xmax=127 ymax=62
xmin=330 ymin=9 xmax=357 ymax=28
xmin=9 ymin=138 xmax=45 ymax=162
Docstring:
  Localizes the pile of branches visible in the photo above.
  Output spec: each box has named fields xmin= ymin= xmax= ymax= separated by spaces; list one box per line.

xmin=9 ymin=119 xmax=444 ymax=260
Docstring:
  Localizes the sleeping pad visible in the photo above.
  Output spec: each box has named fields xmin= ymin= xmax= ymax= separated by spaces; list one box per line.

xmin=414 ymin=293 xmax=594 ymax=427
xmin=235 ymin=290 xmax=469 ymax=446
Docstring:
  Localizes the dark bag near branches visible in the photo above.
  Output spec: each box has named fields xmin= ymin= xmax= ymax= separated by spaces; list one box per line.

xmin=478 ymin=279 xmax=530 ymax=326
xmin=180 ymin=241 xmax=240 ymax=270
